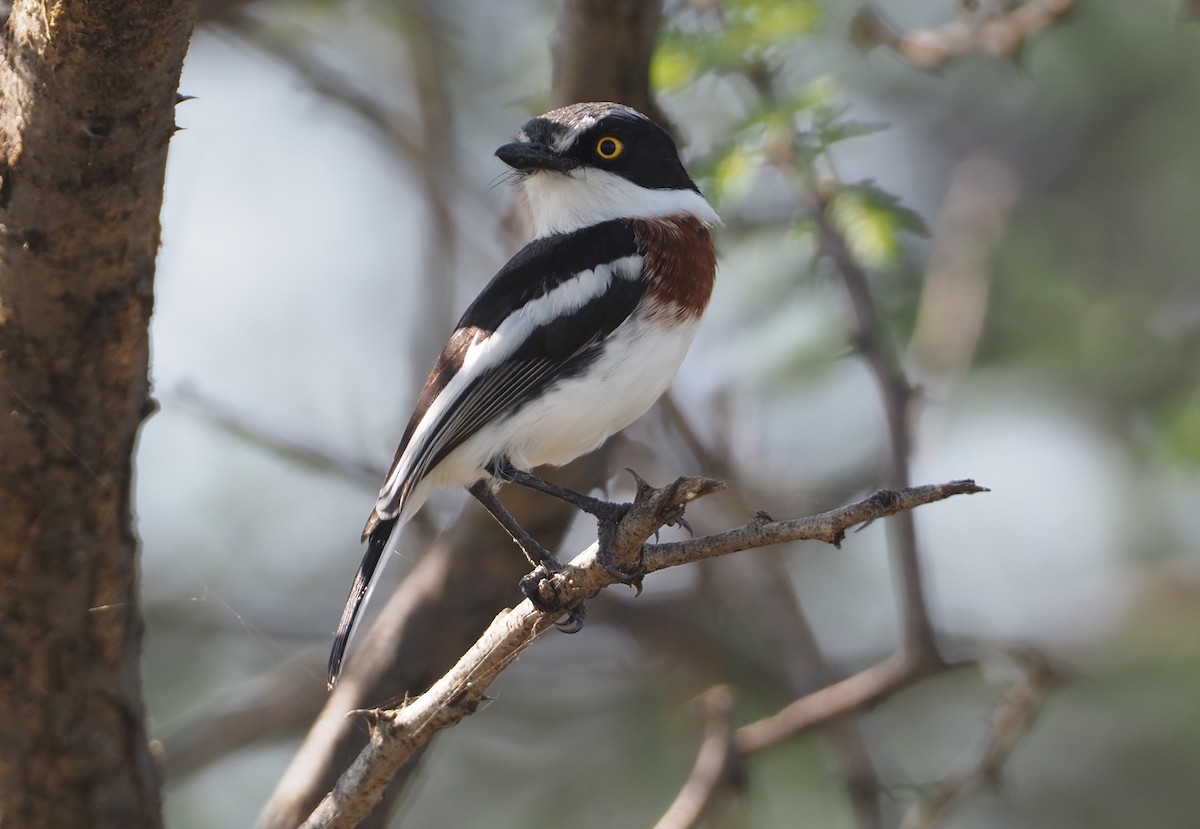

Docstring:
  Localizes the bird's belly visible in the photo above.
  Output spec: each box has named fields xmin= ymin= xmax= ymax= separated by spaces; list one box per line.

xmin=440 ymin=315 xmax=700 ymax=481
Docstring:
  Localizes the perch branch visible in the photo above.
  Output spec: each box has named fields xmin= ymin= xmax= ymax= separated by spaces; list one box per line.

xmin=298 ymin=477 xmax=985 ymax=828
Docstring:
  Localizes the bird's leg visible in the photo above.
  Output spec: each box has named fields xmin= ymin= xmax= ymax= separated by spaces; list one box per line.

xmin=490 ymin=459 xmax=647 ymax=588
xmin=467 ymin=479 xmax=555 ymax=568
xmin=488 ymin=459 xmax=627 ymax=523
xmin=466 ymin=480 xmax=585 ymax=632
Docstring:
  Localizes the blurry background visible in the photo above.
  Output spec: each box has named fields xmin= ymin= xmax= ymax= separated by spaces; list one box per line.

xmin=138 ymin=0 xmax=1200 ymax=826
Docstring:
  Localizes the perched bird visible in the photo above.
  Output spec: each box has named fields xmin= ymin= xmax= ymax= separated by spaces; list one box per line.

xmin=328 ymin=101 xmax=719 ymax=687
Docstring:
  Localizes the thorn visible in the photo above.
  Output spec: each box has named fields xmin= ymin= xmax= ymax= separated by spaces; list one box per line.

xmin=624 ymin=467 xmax=652 ymax=499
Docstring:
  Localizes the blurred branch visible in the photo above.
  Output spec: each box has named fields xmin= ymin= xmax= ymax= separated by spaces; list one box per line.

xmin=736 ymin=37 xmax=947 ymax=674
xmin=899 ymin=653 xmax=1064 ymax=829
xmin=852 ymin=0 xmax=1078 ymax=71
xmin=205 ymin=4 xmax=509 ymax=263
xmin=171 ymin=385 xmax=385 ymax=486
xmin=209 ymin=9 xmax=424 ymax=158
xmin=652 ymin=685 xmax=742 ymax=829
xmin=655 ymin=649 xmax=1061 ymax=829
xmin=651 ymin=653 xmax=934 ymax=829
xmin=813 ymin=193 xmax=941 ymax=666
xmin=908 ymin=153 xmax=1019 ymax=386
xmin=401 ymin=0 xmax=460 ymax=367
xmin=158 ymin=649 xmax=327 ymax=780
xmin=297 ymin=477 xmax=983 ymax=828
xmin=735 ymin=651 xmax=928 ymax=755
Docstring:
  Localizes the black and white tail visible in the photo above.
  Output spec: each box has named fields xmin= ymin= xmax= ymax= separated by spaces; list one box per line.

xmin=327 ymin=517 xmax=396 ymax=688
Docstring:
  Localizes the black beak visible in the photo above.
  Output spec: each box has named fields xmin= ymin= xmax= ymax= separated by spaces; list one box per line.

xmin=495 ymin=142 xmax=579 ymax=173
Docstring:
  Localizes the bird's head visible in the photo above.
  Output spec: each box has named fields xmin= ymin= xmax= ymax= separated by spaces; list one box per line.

xmin=496 ymin=102 xmax=718 ymax=238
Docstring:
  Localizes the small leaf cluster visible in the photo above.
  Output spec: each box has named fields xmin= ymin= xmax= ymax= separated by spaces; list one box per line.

xmin=654 ymin=1 xmax=926 ymax=269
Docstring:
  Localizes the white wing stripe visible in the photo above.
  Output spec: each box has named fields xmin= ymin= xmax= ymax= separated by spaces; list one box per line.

xmin=375 ymin=254 xmax=643 ymax=514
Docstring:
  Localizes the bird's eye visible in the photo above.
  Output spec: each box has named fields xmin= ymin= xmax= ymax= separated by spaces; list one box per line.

xmin=595 ymin=136 xmax=624 ymax=160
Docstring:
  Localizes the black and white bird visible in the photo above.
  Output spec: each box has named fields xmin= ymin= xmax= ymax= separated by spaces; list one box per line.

xmin=328 ymin=101 xmax=719 ymax=687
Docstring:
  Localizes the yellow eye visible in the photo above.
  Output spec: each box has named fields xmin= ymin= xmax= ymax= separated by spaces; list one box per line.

xmin=596 ymin=136 xmax=624 ymax=160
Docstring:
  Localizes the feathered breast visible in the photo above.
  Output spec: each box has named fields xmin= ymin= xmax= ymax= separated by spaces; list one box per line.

xmin=632 ymin=215 xmax=718 ymax=323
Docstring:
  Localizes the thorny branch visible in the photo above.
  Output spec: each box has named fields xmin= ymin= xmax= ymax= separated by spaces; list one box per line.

xmin=297 ymin=476 xmax=985 ymax=829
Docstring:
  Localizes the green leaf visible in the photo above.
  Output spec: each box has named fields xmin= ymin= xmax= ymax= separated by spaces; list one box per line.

xmin=828 ymin=182 xmax=929 ymax=266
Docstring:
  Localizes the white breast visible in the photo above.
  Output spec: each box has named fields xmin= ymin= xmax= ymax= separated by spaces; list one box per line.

xmin=424 ymin=310 xmax=700 ymax=490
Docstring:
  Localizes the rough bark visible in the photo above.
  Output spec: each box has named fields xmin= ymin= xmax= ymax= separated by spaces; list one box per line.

xmin=0 ymin=2 xmax=195 ymax=828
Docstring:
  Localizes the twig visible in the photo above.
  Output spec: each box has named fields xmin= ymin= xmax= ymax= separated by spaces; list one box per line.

xmin=656 ymin=393 xmax=889 ymax=829
xmin=658 ymin=648 xmax=1060 ymax=829
xmin=209 ymin=10 xmax=425 ymax=160
xmin=647 ymin=479 xmax=985 ymax=570
xmin=297 ymin=477 xmax=984 ymax=828
xmin=813 ymin=193 xmax=940 ymax=666
xmin=398 ymin=0 xmax=460 ymax=368
xmin=852 ymin=0 xmax=1078 ymax=71
xmin=171 ymin=385 xmax=386 ymax=486
xmin=899 ymin=654 xmax=1063 ymax=829
xmin=735 ymin=651 xmax=935 ymax=756
xmin=652 ymin=685 xmax=742 ymax=829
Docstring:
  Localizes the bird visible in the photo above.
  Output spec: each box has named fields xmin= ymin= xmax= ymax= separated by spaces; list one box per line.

xmin=327 ymin=101 xmax=720 ymax=688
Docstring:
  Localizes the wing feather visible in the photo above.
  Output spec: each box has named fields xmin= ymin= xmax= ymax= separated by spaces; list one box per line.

xmin=370 ymin=220 xmax=645 ymax=525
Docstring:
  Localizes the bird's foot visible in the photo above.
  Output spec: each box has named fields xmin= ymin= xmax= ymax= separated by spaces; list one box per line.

xmin=598 ymin=543 xmax=646 ymax=596
xmin=668 ymin=514 xmax=694 ymax=536
xmin=519 ymin=560 xmax=587 ymax=633
xmin=651 ymin=513 xmax=693 ymax=543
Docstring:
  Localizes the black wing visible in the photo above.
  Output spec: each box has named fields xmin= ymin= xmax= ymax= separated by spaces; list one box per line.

xmin=373 ymin=219 xmax=645 ymax=519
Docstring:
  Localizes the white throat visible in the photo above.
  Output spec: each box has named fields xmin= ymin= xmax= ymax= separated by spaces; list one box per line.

xmin=519 ymin=168 xmax=720 ymax=238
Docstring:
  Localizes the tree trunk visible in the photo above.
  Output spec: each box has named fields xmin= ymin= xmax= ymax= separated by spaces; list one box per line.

xmin=0 ymin=2 xmax=195 ymax=827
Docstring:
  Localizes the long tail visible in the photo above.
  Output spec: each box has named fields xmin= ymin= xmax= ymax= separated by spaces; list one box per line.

xmin=327 ymin=517 xmax=397 ymax=689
